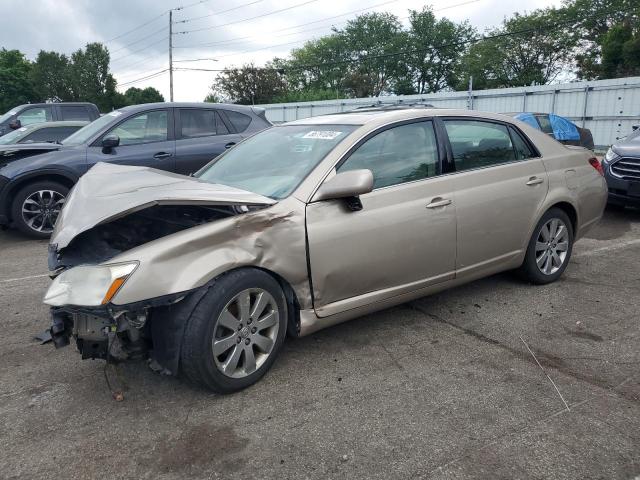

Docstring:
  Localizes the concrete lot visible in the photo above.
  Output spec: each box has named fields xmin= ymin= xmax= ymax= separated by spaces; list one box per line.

xmin=0 ymin=207 xmax=638 ymax=480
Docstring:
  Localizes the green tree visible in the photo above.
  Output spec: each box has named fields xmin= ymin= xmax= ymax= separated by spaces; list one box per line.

xmin=30 ymin=51 xmax=73 ymax=102
xmin=213 ymin=62 xmax=287 ymax=104
xmin=338 ymin=12 xmax=405 ymax=97
xmin=0 ymin=49 xmax=35 ymax=113
xmin=561 ymin=0 xmax=640 ymax=79
xmin=68 ymin=43 xmax=118 ymax=111
xmin=279 ymin=34 xmax=350 ymax=96
xmin=456 ymin=9 xmax=574 ymax=90
xmin=404 ymin=7 xmax=476 ymax=93
xmin=122 ymin=86 xmax=164 ymax=105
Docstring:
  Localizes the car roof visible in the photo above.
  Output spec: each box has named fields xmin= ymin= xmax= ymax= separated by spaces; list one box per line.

xmin=284 ymin=108 xmax=518 ymax=127
xmin=115 ymin=102 xmax=262 ymax=114
xmin=15 ymin=102 xmax=96 ymax=108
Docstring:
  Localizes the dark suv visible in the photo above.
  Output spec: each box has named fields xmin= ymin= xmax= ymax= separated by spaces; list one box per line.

xmin=0 ymin=102 xmax=271 ymax=237
xmin=0 ymin=103 xmax=100 ymax=137
xmin=603 ymin=127 xmax=640 ymax=207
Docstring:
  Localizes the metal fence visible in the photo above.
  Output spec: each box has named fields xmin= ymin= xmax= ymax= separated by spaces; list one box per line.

xmin=257 ymin=76 xmax=640 ymax=148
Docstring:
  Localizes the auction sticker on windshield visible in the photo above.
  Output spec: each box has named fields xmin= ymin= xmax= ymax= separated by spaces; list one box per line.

xmin=108 ymin=111 xmax=123 ymax=117
xmin=302 ymin=131 xmax=344 ymax=140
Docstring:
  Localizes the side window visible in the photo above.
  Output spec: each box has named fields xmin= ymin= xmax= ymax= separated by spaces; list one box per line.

xmin=338 ymin=121 xmax=439 ymax=189
xmin=17 ymin=107 xmax=52 ymax=126
xmin=535 ymin=115 xmax=553 ymax=134
xmin=215 ymin=111 xmax=230 ymax=135
xmin=20 ymin=127 xmax=57 ymax=143
xmin=224 ymin=110 xmax=252 ymax=133
xmin=444 ymin=120 xmax=516 ymax=172
xmin=509 ymin=127 xmax=536 ymax=160
xmin=110 ymin=110 xmax=168 ymax=146
xmin=60 ymin=106 xmax=90 ymax=121
xmin=180 ymin=109 xmax=229 ymax=138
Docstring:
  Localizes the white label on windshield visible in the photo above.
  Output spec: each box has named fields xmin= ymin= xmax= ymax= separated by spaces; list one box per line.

xmin=108 ymin=111 xmax=123 ymax=117
xmin=19 ymin=127 xmax=27 ymax=132
xmin=8 ymin=111 xmax=16 ymax=115
xmin=302 ymin=131 xmax=343 ymax=140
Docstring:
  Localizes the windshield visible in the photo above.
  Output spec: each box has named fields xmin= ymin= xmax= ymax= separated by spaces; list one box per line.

xmin=62 ymin=112 xmax=122 ymax=146
xmin=196 ymin=124 xmax=357 ymax=199
xmin=0 ymin=110 xmax=17 ymax=124
xmin=0 ymin=125 xmax=34 ymax=144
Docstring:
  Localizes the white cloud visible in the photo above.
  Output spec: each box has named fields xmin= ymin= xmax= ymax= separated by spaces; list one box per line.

xmin=0 ymin=0 xmax=564 ymax=103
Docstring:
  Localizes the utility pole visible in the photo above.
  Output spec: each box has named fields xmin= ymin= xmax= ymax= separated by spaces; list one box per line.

xmin=169 ymin=10 xmax=174 ymax=102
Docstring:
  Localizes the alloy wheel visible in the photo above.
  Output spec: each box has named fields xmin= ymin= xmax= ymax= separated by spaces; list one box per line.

xmin=21 ymin=190 xmax=65 ymax=234
xmin=535 ymin=218 xmax=569 ymax=275
xmin=212 ymin=288 xmax=280 ymax=379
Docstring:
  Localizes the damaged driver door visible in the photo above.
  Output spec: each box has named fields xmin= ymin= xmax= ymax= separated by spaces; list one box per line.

xmin=306 ymin=120 xmax=457 ymax=317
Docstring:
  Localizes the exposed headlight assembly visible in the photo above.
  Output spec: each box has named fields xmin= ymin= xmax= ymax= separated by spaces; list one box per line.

xmin=44 ymin=262 xmax=138 ymax=307
xmin=604 ymin=147 xmax=619 ymax=163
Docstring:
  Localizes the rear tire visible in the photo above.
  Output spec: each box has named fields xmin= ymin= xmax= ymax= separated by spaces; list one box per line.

xmin=180 ymin=268 xmax=287 ymax=393
xmin=518 ymin=208 xmax=574 ymax=285
xmin=11 ymin=181 xmax=69 ymax=239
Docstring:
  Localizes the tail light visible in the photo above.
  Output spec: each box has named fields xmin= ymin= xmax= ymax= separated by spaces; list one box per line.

xmin=589 ymin=157 xmax=604 ymax=176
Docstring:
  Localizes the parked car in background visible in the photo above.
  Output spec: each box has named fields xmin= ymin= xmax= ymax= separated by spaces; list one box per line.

xmin=509 ymin=113 xmax=595 ymax=150
xmin=0 ymin=121 xmax=88 ymax=145
xmin=43 ymin=108 xmax=607 ymax=393
xmin=0 ymin=103 xmax=100 ymax=137
xmin=603 ymin=126 xmax=640 ymax=207
xmin=0 ymin=102 xmax=271 ymax=237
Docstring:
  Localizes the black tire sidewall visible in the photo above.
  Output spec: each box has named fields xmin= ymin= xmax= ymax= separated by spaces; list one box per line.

xmin=521 ymin=208 xmax=574 ymax=284
xmin=181 ymin=269 xmax=287 ymax=393
xmin=11 ymin=181 xmax=69 ymax=239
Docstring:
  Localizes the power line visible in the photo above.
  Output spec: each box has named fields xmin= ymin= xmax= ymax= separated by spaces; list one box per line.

xmin=181 ymin=0 xmax=482 ymax=60
xmin=172 ymin=6 xmax=640 ymax=75
xmin=104 ymin=0 xmax=211 ymax=49
xmin=118 ymin=68 xmax=170 ymax=87
xmin=111 ymin=36 xmax=169 ymax=63
xmin=173 ymin=58 xmax=219 ymax=62
xmin=104 ymin=12 xmax=168 ymax=44
xmin=173 ymin=0 xmax=402 ymax=49
xmin=175 ymin=0 xmax=266 ymax=24
xmin=110 ymin=26 xmax=169 ymax=55
xmin=175 ymin=0 xmax=323 ymax=35
xmin=113 ymin=54 xmax=167 ymax=76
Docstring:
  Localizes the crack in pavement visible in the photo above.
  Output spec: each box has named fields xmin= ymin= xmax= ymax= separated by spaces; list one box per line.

xmin=407 ymin=303 xmax=639 ymax=406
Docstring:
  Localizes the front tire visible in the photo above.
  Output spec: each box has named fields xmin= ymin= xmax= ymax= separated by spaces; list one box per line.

xmin=180 ymin=269 xmax=287 ymax=393
xmin=518 ymin=208 xmax=574 ymax=284
xmin=11 ymin=181 xmax=69 ymax=239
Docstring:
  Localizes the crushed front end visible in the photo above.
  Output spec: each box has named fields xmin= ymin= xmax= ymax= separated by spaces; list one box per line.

xmin=43 ymin=162 xmax=278 ymax=374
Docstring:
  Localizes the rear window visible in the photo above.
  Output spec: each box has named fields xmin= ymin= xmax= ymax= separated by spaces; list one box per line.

xmin=224 ymin=110 xmax=252 ymax=132
xmin=61 ymin=106 xmax=91 ymax=121
xmin=444 ymin=120 xmax=516 ymax=171
xmin=180 ymin=109 xmax=229 ymax=138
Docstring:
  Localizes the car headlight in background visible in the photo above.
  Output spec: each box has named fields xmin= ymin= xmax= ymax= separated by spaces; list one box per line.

xmin=43 ymin=262 xmax=138 ymax=307
xmin=604 ymin=147 xmax=619 ymax=163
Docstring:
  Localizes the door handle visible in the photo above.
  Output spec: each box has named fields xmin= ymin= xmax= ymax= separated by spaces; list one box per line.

xmin=224 ymin=142 xmax=236 ymax=149
xmin=526 ymin=176 xmax=544 ymax=186
xmin=153 ymin=152 xmax=172 ymax=159
xmin=426 ymin=197 xmax=452 ymax=209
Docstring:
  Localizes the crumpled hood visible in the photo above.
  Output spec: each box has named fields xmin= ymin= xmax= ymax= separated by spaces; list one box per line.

xmin=612 ymin=133 xmax=640 ymax=158
xmin=51 ymin=162 xmax=276 ymax=249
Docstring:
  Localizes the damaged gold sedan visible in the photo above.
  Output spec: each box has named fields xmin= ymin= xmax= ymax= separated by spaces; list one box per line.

xmin=44 ymin=108 xmax=607 ymax=393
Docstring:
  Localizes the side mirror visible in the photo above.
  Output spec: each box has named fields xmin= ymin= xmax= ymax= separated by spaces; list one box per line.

xmin=102 ymin=134 xmax=120 ymax=151
xmin=314 ymin=169 xmax=373 ymax=211
xmin=8 ymin=119 xmax=21 ymax=130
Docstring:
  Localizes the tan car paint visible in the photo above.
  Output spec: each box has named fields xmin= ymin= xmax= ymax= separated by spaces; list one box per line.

xmin=53 ymin=109 xmax=607 ymax=337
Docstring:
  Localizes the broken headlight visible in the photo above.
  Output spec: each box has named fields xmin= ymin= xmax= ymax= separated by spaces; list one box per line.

xmin=43 ymin=262 xmax=138 ymax=307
